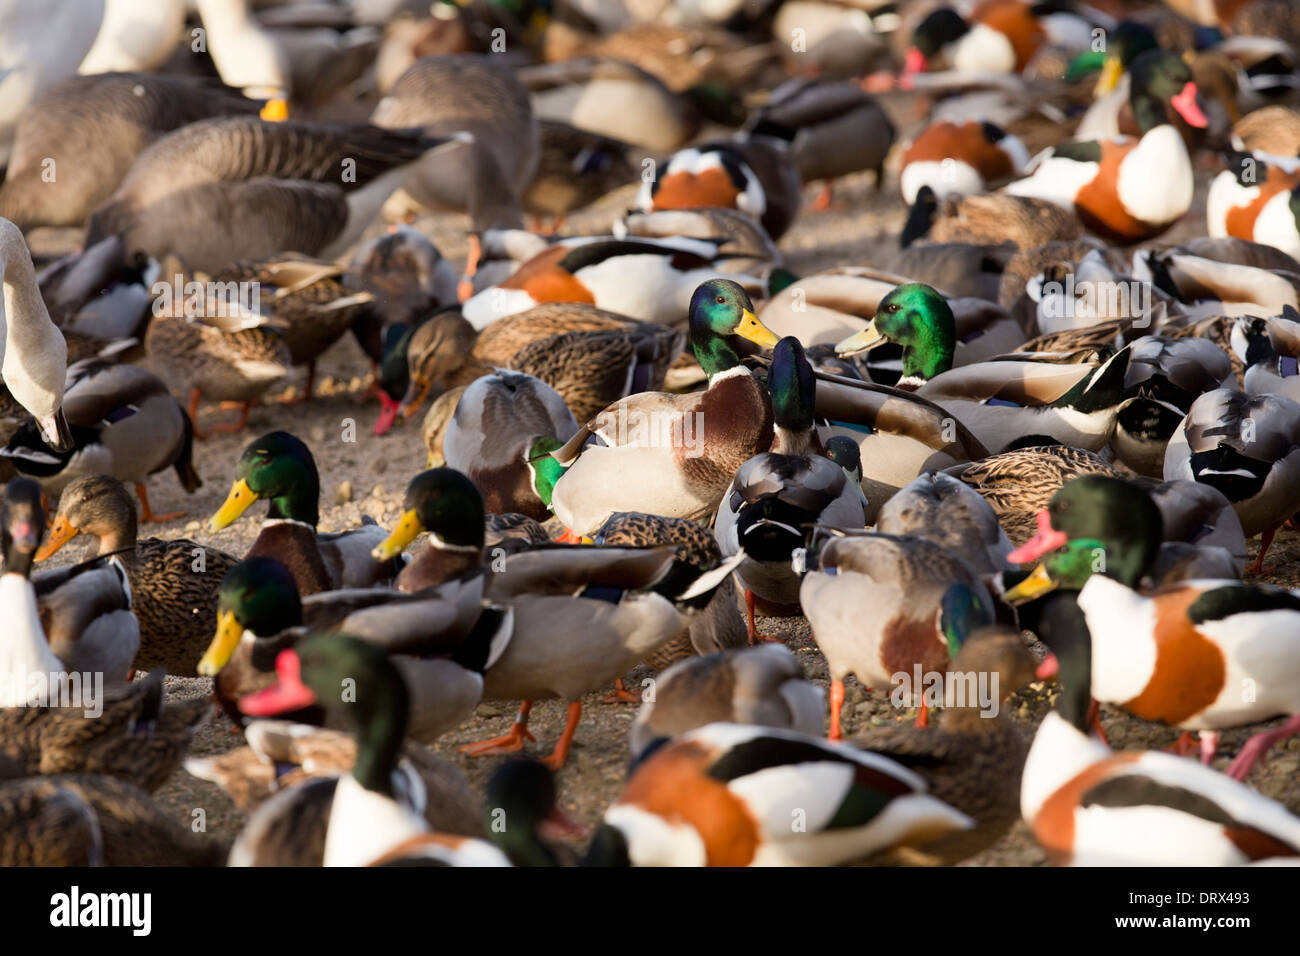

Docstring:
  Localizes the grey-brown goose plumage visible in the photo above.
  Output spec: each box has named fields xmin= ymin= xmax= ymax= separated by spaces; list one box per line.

xmin=85 ymin=116 xmax=450 ymax=273
xmin=372 ymin=54 xmax=539 ymax=230
xmin=0 ymin=73 xmax=262 ymax=231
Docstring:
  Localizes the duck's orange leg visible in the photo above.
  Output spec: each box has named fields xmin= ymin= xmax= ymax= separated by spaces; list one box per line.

xmin=458 ymin=701 xmax=536 ymax=757
xmin=1166 ymin=731 xmax=1197 ymax=756
xmin=1245 ymin=525 xmax=1279 ymax=575
xmin=1087 ymin=699 xmax=1109 ymax=747
xmin=914 ymin=699 xmax=929 ymax=728
xmin=812 ymin=181 xmax=835 ymax=211
xmin=828 ymin=679 xmax=845 ymax=741
xmin=602 ymin=678 xmax=641 ymax=704
xmin=206 ymin=402 xmax=254 ymax=435
xmin=135 ymin=484 xmax=186 ymax=524
xmin=540 ymin=701 xmax=582 ymax=771
xmin=187 ymin=388 xmax=209 ymax=440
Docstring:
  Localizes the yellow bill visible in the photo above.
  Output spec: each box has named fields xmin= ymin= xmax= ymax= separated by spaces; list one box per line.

xmin=1003 ymin=563 xmax=1058 ymax=605
xmin=1096 ymin=55 xmax=1123 ymax=96
xmin=372 ymin=508 xmax=423 ymax=561
xmin=197 ymin=609 xmax=243 ymax=677
xmin=835 ymin=319 xmax=885 ymax=356
xmin=209 ymin=478 xmax=258 ymax=532
xmin=736 ymin=309 xmax=780 ymax=348
xmin=35 ymin=515 xmax=80 ymax=562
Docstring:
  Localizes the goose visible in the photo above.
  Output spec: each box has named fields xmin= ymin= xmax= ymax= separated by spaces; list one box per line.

xmin=85 ymin=117 xmax=456 ymax=274
xmin=0 ymin=73 xmax=261 ymax=231
xmin=0 ymin=218 xmax=72 ymax=452
xmin=77 ymin=0 xmax=185 ymax=75
xmin=194 ymin=0 xmax=291 ymax=102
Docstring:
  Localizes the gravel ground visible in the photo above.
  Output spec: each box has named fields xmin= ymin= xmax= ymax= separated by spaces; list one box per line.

xmin=23 ymin=89 xmax=1300 ymax=865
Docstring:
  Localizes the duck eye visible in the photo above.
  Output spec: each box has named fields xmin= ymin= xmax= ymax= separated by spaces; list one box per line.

xmin=715 ymin=295 xmax=726 ymax=304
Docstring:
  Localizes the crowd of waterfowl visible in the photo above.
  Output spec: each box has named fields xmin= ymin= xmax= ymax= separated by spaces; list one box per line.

xmin=2 ymin=0 xmax=1300 ymax=867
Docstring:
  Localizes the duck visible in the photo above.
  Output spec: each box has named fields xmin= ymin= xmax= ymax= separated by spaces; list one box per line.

xmin=144 ymin=259 xmax=294 ymax=439
xmin=875 ymin=471 xmax=1013 ymax=577
xmin=207 ymin=256 xmax=374 ymax=402
xmin=1231 ymin=104 xmax=1300 ymax=158
xmin=197 ymin=555 xmax=507 ymax=742
xmin=634 ymin=137 xmax=802 ymax=242
xmin=615 ymin=206 xmax=781 ymax=277
xmin=1018 ymin=588 xmax=1300 ymax=865
xmin=715 ymin=337 xmax=866 ymax=642
xmin=440 ymin=372 xmax=577 ymax=523
xmin=0 ymin=218 xmax=72 ymax=452
xmin=34 ymin=474 xmax=240 ymax=677
xmin=1163 ymin=387 xmax=1300 ymax=572
xmin=901 ymin=192 xmax=1081 ymax=251
xmin=187 ymin=719 xmax=483 ymax=866
xmin=848 ymin=587 xmax=1040 ymax=865
xmin=835 ymin=283 xmax=1132 ymax=454
xmin=0 ymin=360 xmax=199 ymax=522
xmin=207 ymin=430 xmax=394 ymax=596
xmin=771 ymin=0 xmax=890 ymax=78
xmin=902 ymin=2 xmax=1092 ymax=77
xmin=0 ymin=772 xmax=227 ymax=866
xmin=525 ymin=119 xmax=637 ymax=232
xmin=84 ymin=117 xmax=454 ymax=273
xmin=628 ymin=643 xmax=824 ymax=759
xmin=1233 ymin=311 xmax=1300 ymax=402
xmin=237 ymin=633 xmax=509 ymax=867
xmin=899 ymin=120 xmax=1029 ymax=207
xmin=547 ymin=278 xmax=778 ymax=536
xmin=1004 ymin=51 xmax=1209 ymax=242
xmin=385 ymin=304 xmax=682 ymax=429
xmin=460 ymin=235 xmax=765 ymax=329
xmin=1005 ymin=474 xmax=1300 ymax=779
xmin=591 ymin=511 xmax=748 ymax=685
xmin=0 ymin=73 xmax=262 ymax=231
xmin=2 ymin=476 xmax=138 ymax=685
xmin=1135 ymin=238 xmax=1300 ymax=318
xmin=344 ymin=226 xmax=459 ymax=347
xmin=372 ymin=54 xmax=539 ymax=232
xmin=800 ymin=526 xmax=994 ymax=739
xmin=583 ymin=722 xmax=974 ymax=866
xmin=1207 ymin=151 xmax=1300 ymax=261
xmin=519 ymin=57 xmax=745 ymax=154
xmin=744 ymin=77 xmax=895 ymax=208
xmin=421 ymin=385 xmax=466 ymax=468
xmin=760 ymin=267 xmax=1025 ymax=361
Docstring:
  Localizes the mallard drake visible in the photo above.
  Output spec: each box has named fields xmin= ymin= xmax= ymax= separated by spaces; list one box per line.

xmin=1004 ymin=51 xmax=1208 ymax=242
xmin=35 ymin=474 xmax=239 ymax=676
xmin=210 ymin=256 xmax=373 ymax=401
xmin=520 ymin=58 xmax=744 ymax=154
xmin=615 ymin=207 xmax=781 ymax=276
xmin=801 ymin=526 xmax=994 ymax=739
xmin=547 ymin=278 xmax=778 ymax=536
xmin=2 ymin=477 xmax=138 ymax=685
xmin=85 ymin=117 xmax=453 ymax=272
xmin=899 ymin=120 xmax=1029 ymax=207
xmin=1207 ymin=151 xmax=1300 ymax=261
xmin=460 ymin=235 xmax=764 ymax=329
xmin=0 ymin=73 xmax=259 ymax=230
xmin=0 ymin=773 xmax=226 ymax=867
xmin=715 ymin=337 xmax=866 ymax=641
xmin=836 ymin=283 xmax=1132 ymax=453
xmin=373 ymin=467 xmax=496 ymax=593
xmin=628 ymin=643 xmax=823 ymax=759
xmin=1111 ymin=335 xmax=1235 ymax=478
xmin=207 ymin=430 xmax=393 ymax=596
xmin=1233 ymin=311 xmax=1300 ymax=402
xmin=187 ymin=719 xmax=483 ymax=866
xmin=525 ymin=119 xmax=637 ymax=231
xmin=372 ymin=53 xmax=539 ymax=231
xmin=745 ymin=78 xmax=894 ymax=208
xmin=1019 ymin=591 xmax=1300 ymax=864
xmin=850 ymin=589 xmax=1039 ymax=865
xmin=634 ymin=137 xmax=802 ymax=241
xmin=0 ymin=218 xmax=72 ymax=452
xmin=1163 ymin=387 xmax=1300 ymax=571
xmin=1 ymin=360 xmax=199 ymax=522
xmin=237 ymin=633 xmax=509 ymax=867
xmin=440 ymin=372 xmax=576 ymax=523
xmin=876 ymin=471 xmax=1013 ymax=577
xmin=584 ymin=722 xmax=973 ymax=866
xmin=198 ymin=555 xmax=508 ymax=743
xmin=761 ymin=266 xmax=1025 ymax=360
xmin=1006 ymin=475 xmax=1300 ymax=779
